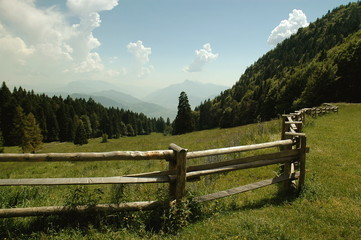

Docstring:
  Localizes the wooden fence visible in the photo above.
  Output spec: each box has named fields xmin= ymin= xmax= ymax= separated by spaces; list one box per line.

xmin=0 ymin=104 xmax=338 ymax=218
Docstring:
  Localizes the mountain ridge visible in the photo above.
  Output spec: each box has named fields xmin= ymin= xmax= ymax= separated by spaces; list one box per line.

xmin=196 ymin=2 xmax=361 ymax=129
xmin=143 ymin=80 xmax=228 ymax=110
xmin=46 ymin=90 xmax=176 ymax=120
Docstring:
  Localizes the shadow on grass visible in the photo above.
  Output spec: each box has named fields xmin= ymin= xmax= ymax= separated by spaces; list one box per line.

xmin=0 ymin=189 xmax=302 ymax=239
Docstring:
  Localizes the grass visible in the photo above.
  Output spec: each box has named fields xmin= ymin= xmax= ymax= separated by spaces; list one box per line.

xmin=1 ymin=103 xmax=361 ymax=239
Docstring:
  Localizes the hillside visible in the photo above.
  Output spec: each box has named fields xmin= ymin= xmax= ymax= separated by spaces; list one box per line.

xmin=1 ymin=103 xmax=360 ymax=239
xmin=171 ymin=104 xmax=361 ymax=239
xmin=196 ymin=2 xmax=361 ymax=129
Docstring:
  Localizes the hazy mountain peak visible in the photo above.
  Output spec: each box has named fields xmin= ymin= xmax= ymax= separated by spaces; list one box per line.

xmin=143 ymin=80 xmax=228 ymax=110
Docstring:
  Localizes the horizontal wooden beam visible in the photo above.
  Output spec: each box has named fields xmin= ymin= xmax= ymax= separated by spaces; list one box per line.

xmin=193 ymin=172 xmax=300 ymax=203
xmin=285 ymin=132 xmax=306 ymax=137
xmin=127 ymin=150 xmax=300 ymax=178
xmin=184 ymin=155 xmax=297 ymax=179
xmin=187 ymin=149 xmax=300 ymax=172
xmin=186 ymin=139 xmax=293 ymax=159
xmin=0 ymin=150 xmax=174 ymax=162
xmin=0 ymin=201 xmax=162 ymax=218
xmin=0 ymin=175 xmax=170 ymax=186
xmin=285 ymin=121 xmax=303 ymax=124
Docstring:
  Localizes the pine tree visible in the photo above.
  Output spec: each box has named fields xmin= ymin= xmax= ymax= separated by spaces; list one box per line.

xmin=119 ymin=121 xmax=128 ymax=137
xmin=0 ymin=82 xmax=17 ymax=145
xmin=10 ymin=106 xmax=26 ymax=146
xmin=21 ymin=113 xmax=43 ymax=153
xmin=0 ymin=130 xmax=4 ymax=153
xmin=126 ymin=124 xmax=135 ymax=136
xmin=74 ymin=121 xmax=88 ymax=145
xmin=173 ymin=91 xmax=194 ymax=135
xmin=80 ymin=115 xmax=92 ymax=138
xmin=89 ymin=112 xmax=100 ymax=137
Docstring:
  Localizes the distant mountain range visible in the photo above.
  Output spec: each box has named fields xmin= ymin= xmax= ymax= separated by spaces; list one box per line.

xmin=46 ymin=79 xmax=228 ymax=120
xmin=143 ymin=80 xmax=228 ymax=110
xmin=71 ymin=90 xmax=175 ymax=120
xmin=56 ymin=80 xmax=149 ymax=99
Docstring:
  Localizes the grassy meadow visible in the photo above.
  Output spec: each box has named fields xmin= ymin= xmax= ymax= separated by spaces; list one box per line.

xmin=1 ymin=103 xmax=361 ymax=239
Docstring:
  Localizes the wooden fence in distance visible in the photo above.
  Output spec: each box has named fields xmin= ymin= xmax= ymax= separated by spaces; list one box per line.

xmin=0 ymin=104 xmax=338 ymax=218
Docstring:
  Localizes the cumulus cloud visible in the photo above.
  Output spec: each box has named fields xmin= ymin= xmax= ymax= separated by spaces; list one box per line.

xmin=184 ymin=43 xmax=219 ymax=72
xmin=127 ymin=40 xmax=152 ymax=64
xmin=267 ymin=9 xmax=309 ymax=46
xmin=0 ymin=0 xmax=119 ymax=82
xmin=72 ymin=52 xmax=103 ymax=73
xmin=67 ymin=0 xmax=118 ymax=16
xmin=127 ymin=40 xmax=154 ymax=77
xmin=0 ymin=23 xmax=34 ymax=65
xmin=0 ymin=0 xmax=75 ymax=60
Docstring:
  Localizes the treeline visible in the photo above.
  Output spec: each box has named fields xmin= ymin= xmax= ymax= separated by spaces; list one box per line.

xmin=195 ymin=2 xmax=361 ymax=129
xmin=0 ymin=82 xmax=171 ymax=147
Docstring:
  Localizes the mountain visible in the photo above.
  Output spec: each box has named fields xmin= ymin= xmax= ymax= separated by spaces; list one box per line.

xmin=47 ymin=80 xmax=176 ymax=119
xmin=143 ymin=80 xmax=229 ymax=110
xmin=196 ymin=2 xmax=361 ymax=129
xmin=57 ymin=80 xmax=149 ymax=99
xmin=70 ymin=90 xmax=176 ymax=120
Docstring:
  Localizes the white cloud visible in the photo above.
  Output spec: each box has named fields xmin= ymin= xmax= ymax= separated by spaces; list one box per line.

xmin=127 ymin=40 xmax=153 ymax=77
xmin=78 ymin=12 xmax=101 ymax=31
xmin=0 ymin=23 xmax=34 ymax=64
xmin=184 ymin=43 xmax=219 ymax=72
xmin=72 ymin=52 xmax=104 ymax=73
xmin=127 ymin=40 xmax=152 ymax=64
xmin=67 ymin=0 xmax=118 ymax=16
xmin=0 ymin=0 xmax=121 ymax=83
xmin=0 ymin=0 xmax=74 ymax=60
xmin=267 ymin=9 xmax=309 ymax=46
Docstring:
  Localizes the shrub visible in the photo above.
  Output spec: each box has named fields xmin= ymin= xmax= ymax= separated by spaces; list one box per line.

xmin=101 ymin=133 xmax=108 ymax=143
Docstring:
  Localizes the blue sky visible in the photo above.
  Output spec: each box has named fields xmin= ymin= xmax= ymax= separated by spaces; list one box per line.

xmin=0 ymin=0 xmax=357 ymax=96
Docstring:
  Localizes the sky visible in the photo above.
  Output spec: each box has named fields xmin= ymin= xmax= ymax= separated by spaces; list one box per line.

xmin=0 ymin=0 xmax=357 ymax=96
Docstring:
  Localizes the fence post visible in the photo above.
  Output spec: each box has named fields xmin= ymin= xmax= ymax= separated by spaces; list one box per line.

xmin=302 ymin=109 xmax=306 ymax=125
xmin=298 ymin=135 xmax=307 ymax=190
xmin=169 ymin=143 xmax=187 ymax=203
xmin=281 ymin=115 xmax=288 ymax=144
xmin=280 ymin=115 xmax=293 ymax=192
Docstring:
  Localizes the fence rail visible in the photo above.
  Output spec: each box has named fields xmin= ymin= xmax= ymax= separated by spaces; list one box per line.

xmin=0 ymin=104 xmax=338 ymax=218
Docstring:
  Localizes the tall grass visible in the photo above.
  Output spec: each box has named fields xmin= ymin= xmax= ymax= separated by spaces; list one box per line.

xmin=0 ymin=119 xmax=281 ymax=238
xmin=2 ymin=105 xmax=360 ymax=239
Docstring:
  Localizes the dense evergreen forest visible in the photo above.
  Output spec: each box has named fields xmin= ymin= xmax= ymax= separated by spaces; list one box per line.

xmin=195 ymin=2 xmax=361 ymax=129
xmin=0 ymin=82 xmax=170 ymax=147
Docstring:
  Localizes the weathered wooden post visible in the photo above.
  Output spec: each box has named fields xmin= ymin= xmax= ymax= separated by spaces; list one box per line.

xmin=280 ymin=115 xmax=293 ymax=192
xmin=301 ymin=109 xmax=306 ymax=125
xmin=168 ymin=143 xmax=187 ymax=203
xmin=280 ymin=115 xmax=288 ymax=145
xmin=298 ymin=135 xmax=307 ymax=190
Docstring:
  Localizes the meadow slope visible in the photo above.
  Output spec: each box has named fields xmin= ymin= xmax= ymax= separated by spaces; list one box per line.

xmin=169 ymin=103 xmax=361 ymax=240
xmin=1 ymin=103 xmax=360 ymax=239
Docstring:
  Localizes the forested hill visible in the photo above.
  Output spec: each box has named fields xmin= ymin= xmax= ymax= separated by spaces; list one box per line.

xmin=0 ymin=82 xmax=170 ymax=146
xmin=196 ymin=2 xmax=361 ymax=129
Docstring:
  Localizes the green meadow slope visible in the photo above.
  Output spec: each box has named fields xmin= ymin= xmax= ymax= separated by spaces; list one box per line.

xmin=1 ymin=103 xmax=360 ymax=239
xmin=171 ymin=103 xmax=361 ymax=240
